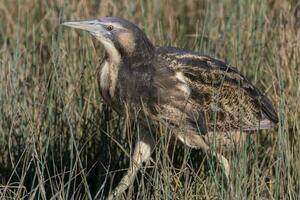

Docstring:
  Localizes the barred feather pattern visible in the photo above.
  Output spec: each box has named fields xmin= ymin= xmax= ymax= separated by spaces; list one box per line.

xmin=154 ymin=47 xmax=278 ymax=134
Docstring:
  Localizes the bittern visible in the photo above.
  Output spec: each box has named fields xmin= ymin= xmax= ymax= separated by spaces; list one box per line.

xmin=62 ymin=17 xmax=278 ymax=199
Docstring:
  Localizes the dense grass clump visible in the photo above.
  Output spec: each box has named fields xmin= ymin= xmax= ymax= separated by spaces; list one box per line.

xmin=0 ymin=0 xmax=299 ymax=199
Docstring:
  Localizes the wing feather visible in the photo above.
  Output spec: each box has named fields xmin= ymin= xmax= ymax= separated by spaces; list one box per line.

xmin=156 ymin=46 xmax=278 ymax=132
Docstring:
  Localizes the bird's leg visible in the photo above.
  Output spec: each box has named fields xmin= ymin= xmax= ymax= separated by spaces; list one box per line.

xmin=214 ymin=153 xmax=230 ymax=180
xmin=175 ymin=131 xmax=230 ymax=180
xmin=107 ymin=131 xmax=154 ymax=200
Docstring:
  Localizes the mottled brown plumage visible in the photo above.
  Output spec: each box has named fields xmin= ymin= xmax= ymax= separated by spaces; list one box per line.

xmin=156 ymin=47 xmax=278 ymax=131
xmin=62 ymin=16 xmax=278 ymax=199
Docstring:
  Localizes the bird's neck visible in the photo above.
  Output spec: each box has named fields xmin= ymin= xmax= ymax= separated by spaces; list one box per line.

xmin=99 ymin=40 xmax=155 ymax=108
xmin=99 ymin=51 xmax=121 ymax=104
xmin=127 ymin=43 xmax=155 ymax=65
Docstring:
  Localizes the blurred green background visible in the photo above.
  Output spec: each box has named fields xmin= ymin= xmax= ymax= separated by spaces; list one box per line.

xmin=0 ymin=0 xmax=299 ymax=199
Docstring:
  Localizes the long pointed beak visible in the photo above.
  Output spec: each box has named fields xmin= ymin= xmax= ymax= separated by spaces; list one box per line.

xmin=61 ymin=19 xmax=105 ymax=34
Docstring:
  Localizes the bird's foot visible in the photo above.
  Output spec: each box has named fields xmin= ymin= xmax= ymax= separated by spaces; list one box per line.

xmin=107 ymin=176 xmax=131 ymax=200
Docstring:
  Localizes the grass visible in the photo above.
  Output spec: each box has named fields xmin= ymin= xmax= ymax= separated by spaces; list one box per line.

xmin=0 ymin=0 xmax=299 ymax=199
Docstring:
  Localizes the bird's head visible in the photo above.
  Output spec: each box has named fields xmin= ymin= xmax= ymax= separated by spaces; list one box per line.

xmin=62 ymin=17 xmax=155 ymax=63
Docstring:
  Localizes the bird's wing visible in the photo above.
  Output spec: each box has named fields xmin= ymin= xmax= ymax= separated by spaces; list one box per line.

xmin=155 ymin=47 xmax=278 ymax=132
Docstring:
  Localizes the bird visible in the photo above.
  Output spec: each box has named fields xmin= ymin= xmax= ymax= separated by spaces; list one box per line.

xmin=62 ymin=16 xmax=278 ymax=199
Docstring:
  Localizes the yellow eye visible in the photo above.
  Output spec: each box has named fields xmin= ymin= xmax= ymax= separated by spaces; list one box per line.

xmin=107 ymin=25 xmax=114 ymax=31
